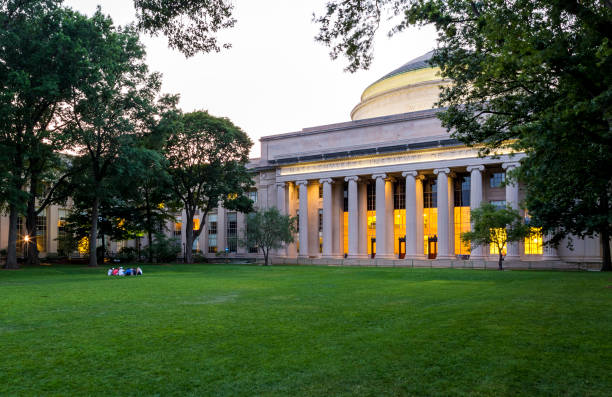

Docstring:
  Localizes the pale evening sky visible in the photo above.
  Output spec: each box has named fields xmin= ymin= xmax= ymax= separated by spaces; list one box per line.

xmin=64 ymin=0 xmax=438 ymax=158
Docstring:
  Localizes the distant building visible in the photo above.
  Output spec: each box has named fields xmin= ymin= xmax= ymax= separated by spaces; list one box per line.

xmin=0 ymin=52 xmax=603 ymax=267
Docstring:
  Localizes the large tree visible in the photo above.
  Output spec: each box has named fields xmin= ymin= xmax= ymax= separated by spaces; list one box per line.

xmin=315 ymin=0 xmax=612 ymax=270
xmin=164 ymin=110 xmax=253 ymax=264
xmin=0 ymin=1 xmax=95 ymax=268
xmin=60 ymin=9 xmax=163 ymax=267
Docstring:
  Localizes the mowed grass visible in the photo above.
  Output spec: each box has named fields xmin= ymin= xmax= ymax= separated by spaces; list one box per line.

xmin=1 ymin=265 xmax=611 ymax=396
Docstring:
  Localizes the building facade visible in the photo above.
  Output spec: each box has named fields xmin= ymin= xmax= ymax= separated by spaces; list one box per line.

xmin=0 ymin=52 xmax=604 ymax=267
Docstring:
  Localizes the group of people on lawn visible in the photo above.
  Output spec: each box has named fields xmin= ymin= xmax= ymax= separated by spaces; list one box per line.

xmin=108 ymin=267 xmax=143 ymax=276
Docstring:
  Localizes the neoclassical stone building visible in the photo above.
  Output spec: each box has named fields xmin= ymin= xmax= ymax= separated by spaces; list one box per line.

xmin=0 ymin=52 xmax=603 ymax=267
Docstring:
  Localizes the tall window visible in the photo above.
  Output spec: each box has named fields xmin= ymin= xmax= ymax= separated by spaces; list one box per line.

xmin=174 ymin=215 xmax=182 ymax=237
xmin=248 ymin=190 xmax=258 ymax=204
xmin=319 ymin=184 xmax=323 ymax=199
xmin=36 ymin=215 xmax=47 ymax=252
xmin=208 ymin=214 xmax=217 ymax=253
xmin=525 ymin=227 xmax=543 ymax=254
xmin=226 ymin=212 xmax=237 ymax=253
xmin=367 ymin=182 xmax=376 ymax=211
xmin=490 ymin=172 xmax=505 ymax=188
xmin=454 ymin=174 xmax=471 ymax=255
xmin=423 ymin=178 xmax=438 ymax=255
xmin=394 ymin=180 xmax=405 ymax=210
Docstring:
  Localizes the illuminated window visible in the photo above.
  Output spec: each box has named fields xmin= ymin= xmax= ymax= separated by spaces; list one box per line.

xmin=318 ymin=208 xmax=323 ymax=253
xmin=490 ymin=228 xmax=507 ymax=255
xmin=423 ymin=178 xmax=438 ymax=255
xmin=208 ymin=214 xmax=217 ymax=253
xmin=227 ymin=193 xmax=238 ymax=200
xmin=454 ymin=174 xmax=471 ymax=255
xmin=525 ymin=227 xmax=543 ymax=254
xmin=490 ymin=172 xmax=505 ymax=188
xmin=394 ymin=209 xmax=406 ymax=254
xmin=174 ymin=218 xmax=182 ymax=237
xmin=193 ymin=218 xmax=200 ymax=230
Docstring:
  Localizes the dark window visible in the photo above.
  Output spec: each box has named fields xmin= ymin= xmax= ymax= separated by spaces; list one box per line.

xmin=490 ymin=172 xmax=505 ymax=188
xmin=226 ymin=212 xmax=237 ymax=253
xmin=319 ymin=184 xmax=323 ymax=199
xmin=367 ymin=182 xmax=376 ymax=211
xmin=424 ymin=178 xmax=437 ymax=208
xmin=394 ymin=180 xmax=406 ymax=210
xmin=490 ymin=200 xmax=506 ymax=209
xmin=343 ymin=183 xmax=348 ymax=212
xmin=454 ymin=174 xmax=471 ymax=207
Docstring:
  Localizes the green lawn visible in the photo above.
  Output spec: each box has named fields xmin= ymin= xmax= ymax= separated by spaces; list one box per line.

xmin=1 ymin=265 xmax=610 ymax=396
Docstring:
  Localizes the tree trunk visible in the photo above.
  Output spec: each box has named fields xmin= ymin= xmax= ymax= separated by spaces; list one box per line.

xmin=601 ymin=228 xmax=611 ymax=271
xmin=147 ymin=229 xmax=153 ymax=263
xmin=263 ymin=248 xmax=269 ymax=266
xmin=25 ymin=176 xmax=40 ymax=266
xmin=89 ymin=196 xmax=99 ymax=267
xmin=185 ymin=215 xmax=194 ymax=264
xmin=498 ymin=252 xmax=503 ymax=270
xmin=5 ymin=204 xmax=19 ymax=269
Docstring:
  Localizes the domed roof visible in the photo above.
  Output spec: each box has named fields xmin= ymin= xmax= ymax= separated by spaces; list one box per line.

xmin=351 ymin=50 xmax=448 ymax=121
xmin=372 ymin=50 xmax=435 ymax=85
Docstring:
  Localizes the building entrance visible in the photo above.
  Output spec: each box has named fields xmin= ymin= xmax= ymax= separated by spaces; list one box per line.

xmin=370 ymin=238 xmax=376 ymax=258
xmin=427 ymin=235 xmax=438 ymax=259
xmin=398 ymin=237 xmax=405 ymax=259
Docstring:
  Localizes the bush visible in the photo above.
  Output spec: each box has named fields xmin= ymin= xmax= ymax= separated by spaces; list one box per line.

xmin=116 ymin=247 xmax=138 ymax=262
xmin=143 ymin=233 xmax=181 ymax=263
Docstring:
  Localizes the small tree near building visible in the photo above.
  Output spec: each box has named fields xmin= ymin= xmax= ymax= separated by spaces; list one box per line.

xmin=461 ymin=203 xmax=532 ymax=270
xmin=242 ymin=207 xmax=296 ymax=266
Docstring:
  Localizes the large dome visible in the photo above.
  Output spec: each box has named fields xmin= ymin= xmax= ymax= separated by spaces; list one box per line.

xmin=351 ymin=51 xmax=449 ymax=120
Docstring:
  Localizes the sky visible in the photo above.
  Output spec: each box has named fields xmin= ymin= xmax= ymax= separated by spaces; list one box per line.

xmin=64 ymin=0 xmax=438 ymax=158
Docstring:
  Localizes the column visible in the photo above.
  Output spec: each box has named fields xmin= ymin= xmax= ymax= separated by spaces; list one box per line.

xmin=296 ymin=180 xmax=309 ymax=258
xmin=358 ymin=181 xmax=368 ymax=257
xmin=286 ymin=183 xmax=298 ymax=257
xmin=415 ymin=175 xmax=425 ymax=256
xmin=467 ymin=165 xmax=485 ymax=259
xmin=320 ymin=178 xmax=334 ymax=258
xmin=276 ymin=182 xmax=287 ymax=257
xmin=502 ymin=162 xmax=520 ymax=260
xmin=402 ymin=171 xmax=421 ymax=259
xmin=332 ymin=181 xmax=344 ymax=257
xmin=434 ymin=168 xmax=453 ymax=259
xmin=373 ymin=174 xmax=393 ymax=259
xmin=345 ymin=176 xmax=360 ymax=258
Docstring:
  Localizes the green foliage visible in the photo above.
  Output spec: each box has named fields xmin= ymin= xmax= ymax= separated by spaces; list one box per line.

xmin=242 ymin=207 xmax=296 ymax=266
xmin=164 ymin=110 xmax=253 ymax=264
xmin=142 ymin=232 xmax=181 ymax=263
xmin=315 ymin=0 xmax=612 ymax=270
xmin=461 ymin=203 xmax=532 ymax=269
xmin=133 ymin=0 xmax=236 ymax=57
xmin=116 ymin=246 xmax=138 ymax=263
xmin=1 ymin=266 xmax=611 ymax=395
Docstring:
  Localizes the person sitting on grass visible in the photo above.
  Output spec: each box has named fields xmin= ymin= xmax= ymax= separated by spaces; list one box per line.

xmin=125 ymin=268 xmax=133 ymax=276
xmin=118 ymin=267 xmax=125 ymax=276
xmin=108 ymin=268 xmax=114 ymax=276
xmin=111 ymin=268 xmax=119 ymax=276
xmin=136 ymin=267 xmax=143 ymax=276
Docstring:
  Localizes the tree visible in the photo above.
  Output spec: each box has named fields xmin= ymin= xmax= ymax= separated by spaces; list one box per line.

xmin=242 ymin=207 xmax=297 ymax=266
xmin=133 ymin=0 xmax=235 ymax=57
xmin=59 ymin=9 xmax=163 ymax=267
xmin=164 ymin=110 xmax=253 ymax=264
xmin=0 ymin=1 xmax=94 ymax=268
xmin=461 ymin=203 xmax=532 ymax=270
xmin=314 ymin=1 xmax=612 ymax=270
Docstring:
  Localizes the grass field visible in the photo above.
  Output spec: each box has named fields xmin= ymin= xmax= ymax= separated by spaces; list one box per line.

xmin=1 ymin=264 xmax=611 ymax=396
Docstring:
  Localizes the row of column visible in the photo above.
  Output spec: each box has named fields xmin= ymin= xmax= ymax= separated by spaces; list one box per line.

xmin=276 ymin=162 xmax=554 ymax=260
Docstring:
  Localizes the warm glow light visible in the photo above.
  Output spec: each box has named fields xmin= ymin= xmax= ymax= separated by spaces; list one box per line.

xmin=24 ymin=235 xmax=30 ymax=242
